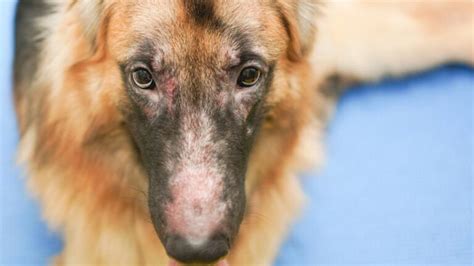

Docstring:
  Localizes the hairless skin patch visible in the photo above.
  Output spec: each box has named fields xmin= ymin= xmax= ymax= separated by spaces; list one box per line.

xmin=118 ymin=10 xmax=274 ymax=261
xmin=158 ymin=72 xmax=178 ymax=113
xmin=165 ymin=112 xmax=229 ymax=246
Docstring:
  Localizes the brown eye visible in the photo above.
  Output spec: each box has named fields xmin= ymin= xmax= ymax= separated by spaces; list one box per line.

xmin=132 ymin=68 xmax=154 ymax=89
xmin=237 ymin=67 xmax=261 ymax=87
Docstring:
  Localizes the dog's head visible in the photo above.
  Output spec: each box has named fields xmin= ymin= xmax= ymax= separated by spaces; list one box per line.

xmin=74 ymin=0 xmax=316 ymax=263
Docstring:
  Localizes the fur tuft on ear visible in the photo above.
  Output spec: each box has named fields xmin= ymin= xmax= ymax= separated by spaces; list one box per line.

xmin=276 ymin=0 xmax=319 ymax=61
xmin=71 ymin=0 xmax=106 ymax=49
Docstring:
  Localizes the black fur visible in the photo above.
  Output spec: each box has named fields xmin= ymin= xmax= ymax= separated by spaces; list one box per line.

xmin=119 ymin=27 xmax=273 ymax=261
xmin=183 ymin=0 xmax=225 ymax=30
xmin=14 ymin=0 xmax=52 ymax=89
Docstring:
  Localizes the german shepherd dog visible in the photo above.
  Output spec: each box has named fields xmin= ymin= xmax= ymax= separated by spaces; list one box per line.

xmin=14 ymin=0 xmax=473 ymax=265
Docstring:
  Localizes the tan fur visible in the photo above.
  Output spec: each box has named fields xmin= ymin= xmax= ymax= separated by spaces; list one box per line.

xmin=311 ymin=0 xmax=474 ymax=81
xmin=14 ymin=0 xmax=473 ymax=265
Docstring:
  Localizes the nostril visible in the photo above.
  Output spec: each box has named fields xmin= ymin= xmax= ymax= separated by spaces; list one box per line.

xmin=165 ymin=234 xmax=229 ymax=263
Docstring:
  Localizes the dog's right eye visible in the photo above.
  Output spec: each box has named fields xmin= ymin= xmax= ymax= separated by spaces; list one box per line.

xmin=237 ymin=67 xmax=261 ymax=87
xmin=132 ymin=68 xmax=154 ymax=89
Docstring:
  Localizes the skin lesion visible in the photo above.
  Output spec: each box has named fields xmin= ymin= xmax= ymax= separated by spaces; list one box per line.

xmin=13 ymin=0 xmax=316 ymax=265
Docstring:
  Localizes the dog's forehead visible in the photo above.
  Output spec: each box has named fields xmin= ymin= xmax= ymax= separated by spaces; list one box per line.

xmin=110 ymin=0 xmax=285 ymax=63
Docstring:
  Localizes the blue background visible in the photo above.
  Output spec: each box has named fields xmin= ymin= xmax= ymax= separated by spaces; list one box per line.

xmin=0 ymin=1 xmax=472 ymax=265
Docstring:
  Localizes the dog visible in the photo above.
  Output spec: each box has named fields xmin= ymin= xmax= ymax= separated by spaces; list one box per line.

xmin=13 ymin=0 xmax=473 ymax=265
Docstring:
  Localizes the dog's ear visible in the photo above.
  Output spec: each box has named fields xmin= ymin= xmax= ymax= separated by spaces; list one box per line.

xmin=71 ymin=0 xmax=110 ymax=53
xmin=277 ymin=0 xmax=319 ymax=61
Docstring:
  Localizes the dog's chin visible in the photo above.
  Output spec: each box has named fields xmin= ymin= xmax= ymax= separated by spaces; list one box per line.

xmin=168 ymin=258 xmax=229 ymax=266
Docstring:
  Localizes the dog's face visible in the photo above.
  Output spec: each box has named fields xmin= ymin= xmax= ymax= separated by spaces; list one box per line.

xmin=92 ymin=0 xmax=314 ymax=263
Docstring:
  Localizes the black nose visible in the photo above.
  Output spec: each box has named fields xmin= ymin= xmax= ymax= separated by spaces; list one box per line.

xmin=165 ymin=234 xmax=229 ymax=263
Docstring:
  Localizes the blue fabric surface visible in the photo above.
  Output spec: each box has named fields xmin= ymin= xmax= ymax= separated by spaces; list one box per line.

xmin=275 ymin=68 xmax=473 ymax=265
xmin=1 ymin=1 xmax=472 ymax=265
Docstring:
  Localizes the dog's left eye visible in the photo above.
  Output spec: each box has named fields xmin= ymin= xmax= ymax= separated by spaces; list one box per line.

xmin=132 ymin=68 xmax=154 ymax=89
xmin=237 ymin=67 xmax=261 ymax=87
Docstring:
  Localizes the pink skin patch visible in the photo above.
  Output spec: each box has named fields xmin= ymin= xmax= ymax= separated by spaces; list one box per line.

xmin=165 ymin=167 xmax=227 ymax=245
xmin=165 ymin=113 xmax=228 ymax=246
xmin=224 ymin=48 xmax=240 ymax=68
xmin=163 ymin=77 xmax=177 ymax=112
xmin=164 ymin=78 xmax=177 ymax=99
xmin=138 ymin=71 xmax=178 ymax=119
xmin=156 ymin=72 xmax=178 ymax=113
